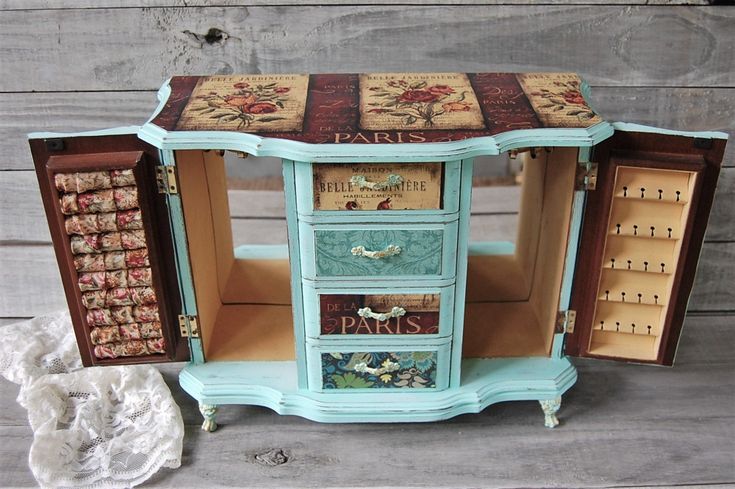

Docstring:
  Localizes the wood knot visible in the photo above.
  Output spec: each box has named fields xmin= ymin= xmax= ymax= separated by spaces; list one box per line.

xmin=253 ymin=448 xmax=289 ymax=466
xmin=182 ymin=27 xmax=230 ymax=47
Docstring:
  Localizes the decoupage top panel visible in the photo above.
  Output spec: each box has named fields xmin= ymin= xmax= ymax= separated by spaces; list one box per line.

xmin=151 ymin=72 xmax=602 ymax=144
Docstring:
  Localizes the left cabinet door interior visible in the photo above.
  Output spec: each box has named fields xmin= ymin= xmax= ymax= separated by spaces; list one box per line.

xmin=30 ymin=133 xmax=190 ymax=366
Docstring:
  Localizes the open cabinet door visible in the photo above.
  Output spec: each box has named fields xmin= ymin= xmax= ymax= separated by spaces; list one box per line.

xmin=566 ymin=128 xmax=726 ymax=365
xmin=30 ymin=132 xmax=190 ymax=366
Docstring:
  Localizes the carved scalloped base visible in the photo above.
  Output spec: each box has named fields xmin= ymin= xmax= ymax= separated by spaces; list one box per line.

xmin=180 ymin=357 xmax=577 ymax=426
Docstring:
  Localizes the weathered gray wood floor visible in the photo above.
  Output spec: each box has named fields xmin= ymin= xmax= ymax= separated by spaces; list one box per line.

xmin=1 ymin=314 xmax=733 ymax=488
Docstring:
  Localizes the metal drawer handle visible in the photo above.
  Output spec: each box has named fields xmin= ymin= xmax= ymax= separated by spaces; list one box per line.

xmin=350 ymin=174 xmax=403 ymax=191
xmin=357 ymin=306 xmax=407 ymax=321
xmin=354 ymin=359 xmax=400 ymax=376
xmin=351 ymin=244 xmax=401 ymax=259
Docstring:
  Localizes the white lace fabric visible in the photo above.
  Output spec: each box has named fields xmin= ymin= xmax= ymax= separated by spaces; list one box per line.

xmin=0 ymin=311 xmax=183 ymax=489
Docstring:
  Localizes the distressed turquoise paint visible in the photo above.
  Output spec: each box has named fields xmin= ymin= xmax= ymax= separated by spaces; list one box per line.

xmin=611 ymin=122 xmax=728 ymax=140
xmin=468 ymin=241 xmax=515 ymax=256
xmin=138 ymin=121 xmax=615 ymax=162
xmin=178 ymin=356 xmax=576 ymax=422
xmin=161 ymin=149 xmax=204 ymax=364
xmin=449 ymin=158 xmax=473 ymax=387
xmin=283 ymin=160 xmax=309 ymax=390
xmin=29 ymin=126 xmax=141 ymax=140
xmin=233 ymin=243 xmax=289 ymax=260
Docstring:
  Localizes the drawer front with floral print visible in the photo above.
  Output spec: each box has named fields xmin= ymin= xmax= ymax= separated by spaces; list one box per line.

xmin=296 ymin=160 xmax=461 ymax=215
xmin=306 ymin=342 xmax=451 ymax=392
xmin=299 ymin=221 xmax=459 ymax=281
xmin=302 ymin=283 xmax=455 ymax=339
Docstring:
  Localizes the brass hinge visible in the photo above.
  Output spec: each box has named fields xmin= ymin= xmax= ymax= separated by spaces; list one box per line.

xmin=556 ymin=310 xmax=577 ymax=334
xmin=575 ymin=163 xmax=598 ymax=190
xmin=178 ymin=314 xmax=200 ymax=338
xmin=156 ymin=166 xmax=179 ymax=194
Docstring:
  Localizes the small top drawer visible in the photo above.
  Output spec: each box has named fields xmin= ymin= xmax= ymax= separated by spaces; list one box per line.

xmin=299 ymin=221 xmax=458 ymax=282
xmin=295 ymin=161 xmax=461 ymax=216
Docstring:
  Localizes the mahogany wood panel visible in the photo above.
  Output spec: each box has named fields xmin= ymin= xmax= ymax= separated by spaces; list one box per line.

xmin=29 ymin=134 xmax=189 ymax=366
xmin=567 ymin=131 xmax=726 ymax=365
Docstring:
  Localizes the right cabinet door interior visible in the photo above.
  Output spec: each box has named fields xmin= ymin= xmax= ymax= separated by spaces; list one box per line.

xmin=567 ymin=129 xmax=726 ymax=365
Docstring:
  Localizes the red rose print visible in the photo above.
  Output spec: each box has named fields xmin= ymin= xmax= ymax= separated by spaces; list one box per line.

xmin=243 ymin=102 xmax=278 ymax=114
xmin=428 ymin=85 xmax=455 ymax=95
xmin=233 ymin=82 xmax=250 ymax=89
xmin=274 ymin=87 xmax=290 ymax=93
xmin=442 ymin=102 xmax=471 ymax=112
xmin=224 ymin=94 xmax=257 ymax=109
xmin=563 ymin=90 xmax=586 ymax=105
xmin=399 ymin=90 xmax=439 ymax=103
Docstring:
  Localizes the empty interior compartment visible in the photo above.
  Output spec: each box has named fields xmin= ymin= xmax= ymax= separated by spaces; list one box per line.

xmin=176 ymin=150 xmax=295 ymax=362
xmin=587 ymin=165 xmax=696 ymax=361
xmin=463 ymin=147 xmax=578 ymax=358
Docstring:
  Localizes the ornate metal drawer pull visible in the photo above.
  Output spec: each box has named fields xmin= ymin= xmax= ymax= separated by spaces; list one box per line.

xmin=353 ymin=359 xmax=400 ymax=376
xmin=351 ymin=244 xmax=401 ymax=259
xmin=350 ymin=174 xmax=404 ymax=191
xmin=357 ymin=306 xmax=407 ymax=321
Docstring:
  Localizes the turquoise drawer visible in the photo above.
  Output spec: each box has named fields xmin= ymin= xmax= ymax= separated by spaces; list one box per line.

xmin=295 ymin=160 xmax=461 ymax=217
xmin=306 ymin=342 xmax=451 ymax=392
xmin=299 ymin=221 xmax=458 ymax=281
xmin=302 ymin=283 xmax=455 ymax=339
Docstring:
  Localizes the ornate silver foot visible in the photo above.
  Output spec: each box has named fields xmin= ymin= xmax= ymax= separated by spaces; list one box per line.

xmin=199 ymin=403 xmax=218 ymax=432
xmin=539 ymin=397 xmax=562 ymax=428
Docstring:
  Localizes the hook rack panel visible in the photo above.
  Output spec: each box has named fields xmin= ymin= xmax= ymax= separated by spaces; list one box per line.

xmin=589 ymin=166 xmax=697 ymax=361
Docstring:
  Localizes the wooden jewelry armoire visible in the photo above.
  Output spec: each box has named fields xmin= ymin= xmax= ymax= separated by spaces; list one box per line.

xmin=29 ymin=73 xmax=727 ymax=430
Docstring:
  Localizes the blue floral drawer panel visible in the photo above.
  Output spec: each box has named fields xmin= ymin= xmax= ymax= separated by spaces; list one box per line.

xmin=299 ymin=221 xmax=458 ymax=281
xmin=307 ymin=344 xmax=451 ymax=392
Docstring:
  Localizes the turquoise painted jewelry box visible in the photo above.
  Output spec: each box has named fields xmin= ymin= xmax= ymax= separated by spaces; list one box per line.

xmin=29 ymin=73 xmax=728 ymax=430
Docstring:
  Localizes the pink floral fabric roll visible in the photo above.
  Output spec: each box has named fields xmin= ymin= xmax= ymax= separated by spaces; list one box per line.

xmin=113 ymin=186 xmax=139 ymax=210
xmin=110 ymin=169 xmax=136 ymax=187
xmin=90 ymin=326 xmax=121 ymax=345
xmin=74 ymin=253 xmax=105 ymax=272
xmin=70 ymin=235 xmax=102 ymax=255
xmin=146 ymin=338 xmax=166 ymax=354
xmin=77 ymin=189 xmax=115 ymax=214
xmin=119 ymin=323 xmax=142 ymax=340
xmin=133 ymin=305 xmax=159 ymax=323
xmin=140 ymin=321 xmax=163 ymax=339
xmin=125 ymin=249 xmax=149 ymax=268
xmin=121 ymin=230 xmax=146 ymax=250
xmin=81 ymin=290 xmax=106 ymax=309
xmin=86 ymin=308 xmax=115 ymax=326
xmin=111 ymin=305 xmax=135 ymax=324
xmin=116 ymin=210 xmax=143 ymax=230
xmin=78 ymin=272 xmax=106 ymax=291
xmin=55 ymin=171 xmax=111 ymax=193
xmin=127 ymin=267 xmax=152 ymax=287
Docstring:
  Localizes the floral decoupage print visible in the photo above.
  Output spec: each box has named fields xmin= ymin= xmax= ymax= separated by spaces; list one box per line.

xmin=176 ymin=75 xmax=309 ymax=132
xmin=359 ymin=73 xmax=485 ymax=131
xmin=516 ymin=73 xmax=602 ymax=128
xmin=321 ymin=351 xmax=438 ymax=389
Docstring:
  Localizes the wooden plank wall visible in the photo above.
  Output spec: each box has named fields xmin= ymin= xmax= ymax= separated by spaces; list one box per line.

xmin=0 ymin=3 xmax=733 ymax=323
